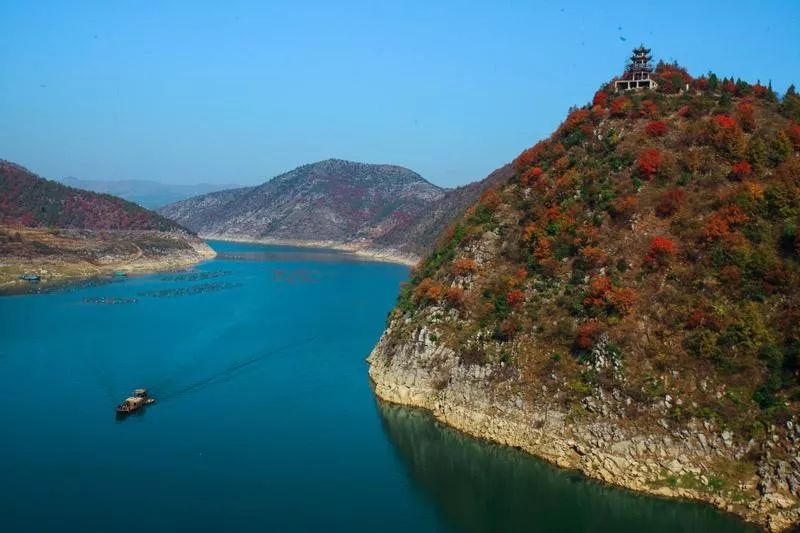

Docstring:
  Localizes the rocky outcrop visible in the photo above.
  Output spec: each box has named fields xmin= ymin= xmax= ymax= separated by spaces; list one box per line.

xmin=368 ymin=320 xmax=800 ymax=532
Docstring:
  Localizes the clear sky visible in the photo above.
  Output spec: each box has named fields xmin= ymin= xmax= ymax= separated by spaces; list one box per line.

xmin=1 ymin=1 xmax=798 ymax=188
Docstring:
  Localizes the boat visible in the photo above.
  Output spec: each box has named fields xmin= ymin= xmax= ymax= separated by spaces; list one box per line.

xmin=19 ymin=273 xmax=40 ymax=283
xmin=116 ymin=388 xmax=156 ymax=415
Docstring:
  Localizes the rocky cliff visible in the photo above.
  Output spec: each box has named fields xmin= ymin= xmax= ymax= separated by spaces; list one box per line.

xmin=369 ymin=62 xmax=800 ymax=531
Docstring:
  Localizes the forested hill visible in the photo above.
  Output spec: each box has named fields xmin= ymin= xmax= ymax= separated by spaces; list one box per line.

xmin=372 ymin=62 xmax=800 ymax=527
xmin=0 ymin=161 xmax=187 ymax=232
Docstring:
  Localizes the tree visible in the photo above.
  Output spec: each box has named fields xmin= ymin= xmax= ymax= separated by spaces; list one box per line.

xmin=414 ymin=278 xmax=443 ymax=303
xmin=506 ymin=289 xmax=525 ymax=309
xmin=637 ymin=148 xmax=662 ymax=178
xmin=640 ymin=100 xmax=659 ymax=118
xmin=576 ymin=321 xmax=602 ymax=350
xmin=730 ymin=161 xmax=753 ymax=180
xmin=452 ymin=257 xmax=477 ymax=276
xmin=593 ymin=90 xmax=608 ymax=107
xmin=608 ymin=287 xmax=637 ymax=315
xmin=644 ymin=236 xmax=677 ymax=267
xmin=645 ymin=120 xmax=668 ymax=137
xmin=655 ymin=187 xmax=684 ymax=218
xmin=610 ymin=96 xmax=631 ymax=117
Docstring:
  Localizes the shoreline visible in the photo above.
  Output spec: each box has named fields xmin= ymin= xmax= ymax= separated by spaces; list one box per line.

xmin=200 ymin=233 xmax=419 ymax=267
xmin=0 ymin=228 xmax=216 ymax=295
xmin=366 ymin=324 xmax=800 ymax=532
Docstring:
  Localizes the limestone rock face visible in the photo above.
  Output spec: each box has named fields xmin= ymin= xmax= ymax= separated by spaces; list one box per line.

xmin=368 ymin=321 xmax=800 ymax=532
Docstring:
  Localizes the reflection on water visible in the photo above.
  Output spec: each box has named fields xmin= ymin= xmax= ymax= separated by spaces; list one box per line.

xmin=375 ymin=399 xmax=755 ymax=533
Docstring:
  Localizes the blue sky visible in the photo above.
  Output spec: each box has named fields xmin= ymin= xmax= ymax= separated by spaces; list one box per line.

xmin=1 ymin=1 xmax=798 ymax=188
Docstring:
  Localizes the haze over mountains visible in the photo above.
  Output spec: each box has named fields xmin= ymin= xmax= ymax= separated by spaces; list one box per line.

xmin=58 ymin=177 xmax=240 ymax=209
xmin=159 ymin=159 xmax=508 ymax=260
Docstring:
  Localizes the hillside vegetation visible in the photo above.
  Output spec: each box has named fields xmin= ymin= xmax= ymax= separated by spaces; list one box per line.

xmin=158 ymin=158 xmax=508 ymax=260
xmin=393 ymin=65 xmax=800 ymax=456
xmin=0 ymin=161 xmax=186 ymax=232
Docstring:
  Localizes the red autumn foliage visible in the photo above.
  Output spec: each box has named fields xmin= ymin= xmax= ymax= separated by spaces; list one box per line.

xmin=713 ymin=114 xmax=737 ymax=129
xmin=787 ymin=122 xmax=800 ymax=150
xmin=730 ymin=161 xmax=752 ymax=180
xmin=593 ymin=90 xmax=608 ymax=107
xmin=610 ymin=96 xmax=631 ymax=117
xmin=452 ymin=257 xmax=477 ymax=276
xmin=576 ymin=321 xmax=602 ymax=350
xmin=637 ymin=148 xmax=662 ymax=178
xmin=580 ymin=246 xmax=608 ymax=267
xmin=640 ymin=100 xmax=659 ymax=118
xmin=721 ymin=79 xmax=737 ymax=94
xmin=513 ymin=141 xmax=546 ymax=173
xmin=654 ymin=64 xmax=693 ymax=93
xmin=610 ymin=194 xmax=637 ymax=220
xmin=479 ymin=189 xmax=502 ymax=211
xmin=563 ymin=109 xmax=591 ymax=132
xmin=736 ymin=101 xmax=756 ymax=132
xmin=414 ymin=278 xmax=443 ymax=302
xmin=608 ymin=287 xmax=638 ymax=315
xmin=686 ymin=309 xmax=721 ymax=331
xmin=584 ymin=275 xmax=612 ymax=308
xmin=693 ymin=77 xmax=709 ymax=91
xmin=645 ymin=120 xmax=668 ymax=137
xmin=533 ymin=237 xmax=552 ymax=260
xmin=506 ymin=289 xmax=525 ymax=309
xmin=655 ymin=187 xmax=684 ymax=218
xmin=520 ymin=166 xmax=543 ymax=186
xmin=644 ymin=236 xmax=677 ymax=267
xmin=703 ymin=205 xmax=749 ymax=241
xmin=752 ymin=83 xmax=767 ymax=97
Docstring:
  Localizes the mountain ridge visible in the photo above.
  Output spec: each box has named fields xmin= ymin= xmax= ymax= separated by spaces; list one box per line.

xmin=159 ymin=158 xmax=504 ymax=261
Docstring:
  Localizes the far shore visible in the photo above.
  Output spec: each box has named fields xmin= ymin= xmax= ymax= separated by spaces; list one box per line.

xmin=201 ymin=234 xmax=419 ymax=267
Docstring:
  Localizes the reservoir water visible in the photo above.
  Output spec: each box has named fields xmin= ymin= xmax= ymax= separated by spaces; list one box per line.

xmin=0 ymin=241 xmax=754 ymax=532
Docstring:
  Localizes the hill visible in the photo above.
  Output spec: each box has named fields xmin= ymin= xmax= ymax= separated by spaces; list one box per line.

xmin=58 ymin=177 xmax=241 ymax=209
xmin=369 ymin=63 xmax=800 ymax=530
xmin=0 ymin=161 xmax=214 ymax=291
xmin=1 ymin=161 xmax=185 ymax=231
xmin=158 ymin=159 xmax=503 ymax=262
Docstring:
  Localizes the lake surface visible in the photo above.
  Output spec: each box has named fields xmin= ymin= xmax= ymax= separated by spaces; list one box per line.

xmin=0 ymin=241 xmax=754 ymax=532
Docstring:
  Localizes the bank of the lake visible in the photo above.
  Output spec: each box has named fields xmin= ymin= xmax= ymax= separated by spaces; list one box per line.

xmin=200 ymin=233 xmax=419 ymax=266
xmin=0 ymin=240 xmax=755 ymax=532
xmin=0 ymin=226 xmax=215 ymax=294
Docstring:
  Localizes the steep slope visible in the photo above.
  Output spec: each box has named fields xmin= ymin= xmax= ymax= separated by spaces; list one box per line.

xmin=159 ymin=159 xmax=502 ymax=261
xmin=0 ymin=161 xmax=214 ymax=291
xmin=369 ymin=64 xmax=800 ymax=530
xmin=59 ymin=177 xmax=241 ymax=209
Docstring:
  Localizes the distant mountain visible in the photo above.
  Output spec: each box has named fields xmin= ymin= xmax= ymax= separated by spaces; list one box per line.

xmin=58 ymin=177 xmax=240 ymax=209
xmin=0 ymin=160 xmax=185 ymax=232
xmin=159 ymin=158 xmax=502 ymax=260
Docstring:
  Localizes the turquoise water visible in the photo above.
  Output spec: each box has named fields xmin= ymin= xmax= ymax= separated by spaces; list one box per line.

xmin=0 ymin=241 xmax=753 ymax=532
